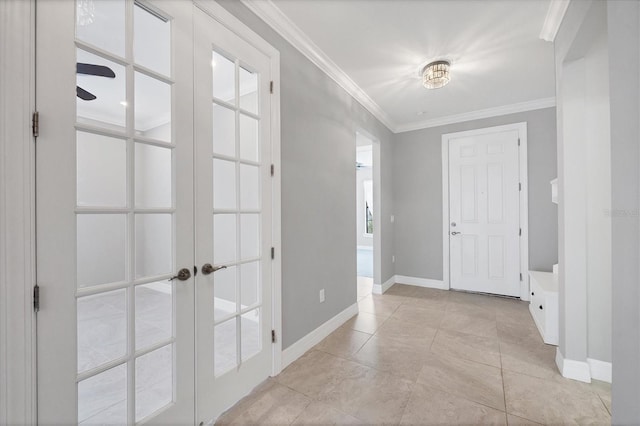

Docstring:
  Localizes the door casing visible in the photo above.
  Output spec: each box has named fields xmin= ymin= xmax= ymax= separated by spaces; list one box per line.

xmin=441 ymin=122 xmax=529 ymax=300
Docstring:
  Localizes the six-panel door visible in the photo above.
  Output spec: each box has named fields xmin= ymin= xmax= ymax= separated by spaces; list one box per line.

xmin=448 ymin=130 xmax=521 ymax=297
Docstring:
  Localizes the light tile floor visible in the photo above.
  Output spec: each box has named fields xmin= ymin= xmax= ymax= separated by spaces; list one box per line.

xmin=217 ymin=284 xmax=611 ymax=425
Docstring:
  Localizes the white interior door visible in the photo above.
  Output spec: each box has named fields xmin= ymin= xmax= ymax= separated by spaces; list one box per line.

xmin=193 ymin=7 xmax=273 ymax=423
xmin=448 ymin=129 xmax=521 ymax=296
xmin=36 ymin=1 xmax=195 ymax=423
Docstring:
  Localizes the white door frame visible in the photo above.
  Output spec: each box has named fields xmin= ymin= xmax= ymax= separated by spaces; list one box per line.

xmin=356 ymin=129 xmax=382 ymax=291
xmin=0 ymin=1 xmax=37 ymax=423
xmin=441 ymin=122 xmax=530 ymax=300
xmin=193 ymin=0 xmax=283 ymax=375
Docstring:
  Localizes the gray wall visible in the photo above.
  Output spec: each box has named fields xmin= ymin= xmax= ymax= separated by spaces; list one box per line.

xmin=393 ymin=107 xmax=558 ymax=281
xmin=217 ymin=0 xmax=395 ymax=350
xmin=607 ymin=1 xmax=640 ymax=423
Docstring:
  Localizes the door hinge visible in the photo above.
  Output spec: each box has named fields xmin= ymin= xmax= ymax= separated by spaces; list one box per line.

xmin=270 ymin=164 xmax=274 ymax=177
xmin=519 ymin=182 xmax=522 ymax=191
xmin=519 ymin=228 xmax=522 ymax=236
xmin=33 ymin=284 xmax=40 ymax=312
xmin=270 ymin=81 xmax=274 ymax=94
xmin=520 ymin=273 xmax=523 ymax=281
xmin=32 ymin=111 xmax=39 ymax=138
xmin=271 ymin=329 xmax=276 ymax=343
xmin=517 ymin=138 xmax=521 ymax=146
xmin=271 ymin=247 xmax=275 ymax=259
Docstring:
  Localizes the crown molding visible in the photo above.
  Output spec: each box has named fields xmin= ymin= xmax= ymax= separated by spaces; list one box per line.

xmin=395 ymin=97 xmax=556 ymax=133
xmin=240 ymin=0 xmax=395 ymax=131
xmin=540 ymin=0 xmax=571 ymax=42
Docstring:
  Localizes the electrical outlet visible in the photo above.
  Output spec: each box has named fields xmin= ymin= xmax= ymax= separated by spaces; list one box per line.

xmin=390 ymin=215 xmax=395 ymax=223
xmin=319 ymin=289 xmax=325 ymax=303
xmin=392 ymin=255 xmax=395 ymax=263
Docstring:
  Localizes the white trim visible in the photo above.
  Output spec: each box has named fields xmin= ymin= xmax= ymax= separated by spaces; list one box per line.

xmin=395 ymin=275 xmax=447 ymax=290
xmin=357 ymin=245 xmax=373 ymax=251
xmin=587 ymin=358 xmax=612 ymax=383
xmin=0 ymin=0 xmax=37 ymax=424
xmin=238 ymin=0 xmax=557 ymax=134
xmin=442 ymin=122 xmax=529 ymax=299
xmin=372 ymin=276 xmax=396 ymax=295
xmin=555 ymin=348 xmax=592 ymax=383
xmin=195 ymin=0 xmax=283 ymax=377
xmin=540 ymin=0 xmax=571 ymax=42
xmin=239 ymin=0 xmax=395 ymax=131
xmin=281 ymin=303 xmax=358 ymax=370
xmin=396 ymin=98 xmax=555 ymax=133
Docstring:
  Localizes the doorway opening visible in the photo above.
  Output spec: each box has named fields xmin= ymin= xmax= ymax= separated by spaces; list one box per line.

xmin=356 ymin=133 xmax=374 ymax=300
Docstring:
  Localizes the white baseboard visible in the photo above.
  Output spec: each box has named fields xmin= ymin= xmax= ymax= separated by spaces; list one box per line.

xmin=588 ymin=358 xmax=612 ymax=383
xmin=372 ymin=276 xmax=395 ymax=295
xmin=555 ymin=348 xmax=591 ymax=383
xmin=395 ymin=275 xmax=447 ymax=290
xmin=281 ymin=303 xmax=358 ymax=370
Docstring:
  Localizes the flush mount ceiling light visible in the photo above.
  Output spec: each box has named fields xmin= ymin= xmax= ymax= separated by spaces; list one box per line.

xmin=422 ymin=60 xmax=451 ymax=89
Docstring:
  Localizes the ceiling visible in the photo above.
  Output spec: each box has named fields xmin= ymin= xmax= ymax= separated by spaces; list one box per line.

xmin=265 ymin=0 xmax=556 ymax=132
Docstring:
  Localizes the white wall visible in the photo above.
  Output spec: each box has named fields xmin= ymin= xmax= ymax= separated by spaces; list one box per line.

xmin=555 ymin=0 xmax=612 ymax=379
xmin=584 ymin=32 xmax=611 ymax=364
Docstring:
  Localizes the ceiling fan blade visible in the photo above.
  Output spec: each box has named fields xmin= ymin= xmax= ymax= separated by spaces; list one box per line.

xmin=76 ymin=63 xmax=116 ymax=78
xmin=76 ymin=86 xmax=97 ymax=101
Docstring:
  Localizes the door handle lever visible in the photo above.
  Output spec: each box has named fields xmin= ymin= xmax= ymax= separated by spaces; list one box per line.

xmin=202 ymin=263 xmax=227 ymax=275
xmin=170 ymin=268 xmax=191 ymax=281
xmin=451 ymin=231 xmax=461 ymax=235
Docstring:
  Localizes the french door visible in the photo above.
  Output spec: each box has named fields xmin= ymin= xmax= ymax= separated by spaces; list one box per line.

xmin=447 ymin=128 xmax=521 ymax=297
xmin=193 ymin=7 xmax=273 ymax=423
xmin=36 ymin=1 xmax=274 ymax=424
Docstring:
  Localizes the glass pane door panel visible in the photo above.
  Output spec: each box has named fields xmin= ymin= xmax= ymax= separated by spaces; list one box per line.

xmin=76 ymin=49 xmax=126 ymax=130
xmin=240 ymin=261 xmax=259 ymax=307
xmin=135 ymin=214 xmax=172 ymax=278
xmin=135 ymin=72 xmax=171 ymax=141
xmin=239 ymin=164 xmax=259 ymax=210
xmin=135 ymin=345 xmax=173 ymax=421
xmin=239 ymin=114 xmax=259 ymax=162
xmin=241 ymin=309 xmax=260 ymax=361
xmin=214 ymin=266 xmax=237 ymax=320
xmin=213 ymin=159 xmax=236 ymax=210
xmin=77 ymin=289 xmax=127 ymax=373
xmin=76 ymin=0 xmax=125 ymax=57
xmin=212 ymin=51 xmax=235 ymax=104
xmin=240 ymin=214 xmax=259 ymax=260
xmin=212 ymin=104 xmax=236 ymax=157
xmin=78 ymin=364 xmax=127 ymax=425
xmin=77 ymin=131 xmax=127 ymax=207
xmin=133 ymin=3 xmax=170 ymax=76
xmin=214 ymin=318 xmax=237 ymax=377
xmin=239 ymin=66 xmax=258 ymax=114
xmin=77 ymin=214 xmax=127 ymax=288
xmin=135 ymin=143 xmax=172 ymax=208
xmin=135 ymin=281 xmax=172 ymax=349
xmin=213 ymin=214 xmax=236 ymax=265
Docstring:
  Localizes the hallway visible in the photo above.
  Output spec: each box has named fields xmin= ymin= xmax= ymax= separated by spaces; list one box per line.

xmin=216 ymin=285 xmax=611 ymax=425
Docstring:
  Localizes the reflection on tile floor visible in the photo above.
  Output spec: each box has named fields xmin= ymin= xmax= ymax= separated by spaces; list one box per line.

xmin=217 ymin=284 xmax=612 ymax=425
xmin=78 ymin=286 xmax=261 ymax=424
xmin=357 ymin=276 xmax=373 ymax=301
